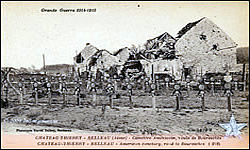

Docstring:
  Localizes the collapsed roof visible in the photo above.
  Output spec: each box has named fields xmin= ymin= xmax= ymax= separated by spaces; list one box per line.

xmin=176 ymin=17 xmax=205 ymax=38
xmin=145 ymin=32 xmax=176 ymax=50
xmin=88 ymin=49 xmax=114 ymax=67
xmin=141 ymin=32 xmax=177 ymax=60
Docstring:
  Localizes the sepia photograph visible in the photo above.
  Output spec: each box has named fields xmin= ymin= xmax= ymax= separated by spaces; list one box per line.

xmin=1 ymin=1 xmax=249 ymax=148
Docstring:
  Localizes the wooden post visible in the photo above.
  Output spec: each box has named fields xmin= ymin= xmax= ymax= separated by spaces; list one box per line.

xmin=114 ymin=80 xmax=118 ymax=91
xmin=243 ymin=64 xmax=246 ymax=91
xmin=173 ymin=84 xmax=181 ymax=111
xmin=143 ymin=81 xmax=146 ymax=91
xmin=224 ymin=82 xmax=233 ymax=112
xmin=144 ymin=78 xmax=149 ymax=93
xmin=176 ymin=95 xmax=180 ymax=110
xmin=198 ymin=84 xmax=205 ymax=111
xmin=201 ymin=95 xmax=205 ymax=111
xmin=32 ymin=79 xmax=38 ymax=105
xmin=20 ymin=92 xmax=23 ymax=104
xmin=201 ymin=66 xmax=203 ymax=78
xmin=235 ymin=81 xmax=238 ymax=91
xmin=227 ymin=95 xmax=232 ymax=111
xmin=4 ymin=83 xmax=9 ymax=104
xmin=19 ymin=87 xmax=23 ymax=104
xmin=77 ymin=92 xmax=80 ymax=106
xmin=129 ymin=94 xmax=133 ymax=109
xmin=211 ymin=84 xmax=214 ymax=96
xmin=63 ymin=91 xmax=66 ymax=106
xmin=195 ymin=66 xmax=198 ymax=80
xmin=127 ymin=83 xmax=133 ymax=109
xmin=210 ymin=77 xmax=215 ymax=97
xmin=172 ymin=66 xmax=174 ymax=77
xmin=152 ymin=93 xmax=156 ymax=110
xmin=6 ymin=71 xmax=10 ymax=83
xmin=43 ymin=54 xmax=46 ymax=74
xmin=35 ymin=90 xmax=38 ymax=105
xmin=18 ymin=82 xmax=23 ymax=104
xmin=48 ymin=90 xmax=52 ymax=106
xmin=102 ymin=104 xmax=106 ymax=115
xmin=109 ymin=95 xmax=113 ymax=109
xmin=23 ymin=84 xmax=27 ymax=95
xmin=93 ymin=92 xmax=97 ymax=107
xmin=187 ymin=83 xmax=190 ymax=97
xmin=156 ymin=80 xmax=160 ymax=90
xmin=150 ymin=83 xmax=156 ymax=110
xmin=151 ymin=64 xmax=154 ymax=81
xmin=166 ymin=82 xmax=169 ymax=96
xmin=165 ymin=77 xmax=170 ymax=96
xmin=61 ymin=80 xmax=67 ymax=106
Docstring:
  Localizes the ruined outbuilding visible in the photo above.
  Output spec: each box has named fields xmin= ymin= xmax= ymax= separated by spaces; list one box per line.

xmin=73 ymin=43 xmax=99 ymax=74
xmin=175 ymin=17 xmax=238 ymax=78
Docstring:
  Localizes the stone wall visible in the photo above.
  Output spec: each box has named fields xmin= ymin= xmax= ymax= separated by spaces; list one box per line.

xmin=175 ymin=17 xmax=239 ymax=77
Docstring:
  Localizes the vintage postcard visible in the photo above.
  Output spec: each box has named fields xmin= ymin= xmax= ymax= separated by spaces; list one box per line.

xmin=1 ymin=1 xmax=249 ymax=149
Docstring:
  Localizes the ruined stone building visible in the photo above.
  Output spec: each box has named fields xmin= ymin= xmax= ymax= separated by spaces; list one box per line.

xmin=74 ymin=43 xmax=125 ymax=78
xmin=73 ymin=17 xmax=240 ymax=80
xmin=175 ymin=17 xmax=239 ymax=78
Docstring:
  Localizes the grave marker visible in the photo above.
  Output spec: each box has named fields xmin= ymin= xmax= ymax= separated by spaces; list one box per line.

xmin=33 ymin=79 xmax=38 ymax=105
xmin=127 ymin=83 xmax=133 ymax=108
xmin=150 ymin=82 xmax=156 ymax=110
xmin=198 ymin=84 xmax=206 ymax=111
xmin=18 ymin=81 xmax=23 ymax=104
xmin=173 ymin=84 xmax=181 ymax=111
xmin=224 ymin=83 xmax=233 ymax=111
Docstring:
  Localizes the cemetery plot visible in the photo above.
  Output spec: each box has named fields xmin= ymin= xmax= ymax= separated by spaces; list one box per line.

xmin=1 ymin=73 xmax=248 ymax=134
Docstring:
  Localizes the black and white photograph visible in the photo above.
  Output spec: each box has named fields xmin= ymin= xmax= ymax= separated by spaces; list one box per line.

xmin=1 ymin=1 xmax=249 ymax=149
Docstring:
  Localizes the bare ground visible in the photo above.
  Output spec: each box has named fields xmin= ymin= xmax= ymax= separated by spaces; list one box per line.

xmin=1 ymin=90 xmax=249 ymax=135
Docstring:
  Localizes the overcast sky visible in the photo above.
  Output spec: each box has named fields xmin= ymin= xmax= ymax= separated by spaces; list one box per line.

xmin=1 ymin=1 xmax=249 ymax=69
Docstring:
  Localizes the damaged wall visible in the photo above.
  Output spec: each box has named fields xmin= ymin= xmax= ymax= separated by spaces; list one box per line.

xmin=91 ymin=50 xmax=123 ymax=75
xmin=74 ymin=43 xmax=99 ymax=74
xmin=175 ymin=17 xmax=239 ymax=77
xmin=140 ymin=59 xmax=183 ymax=80
xmin=113 ymin=47 xmax=131 ymax=65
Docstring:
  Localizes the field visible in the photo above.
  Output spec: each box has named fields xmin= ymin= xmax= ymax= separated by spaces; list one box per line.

xmin=1 ymin=87 xmax=249 ymax=135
